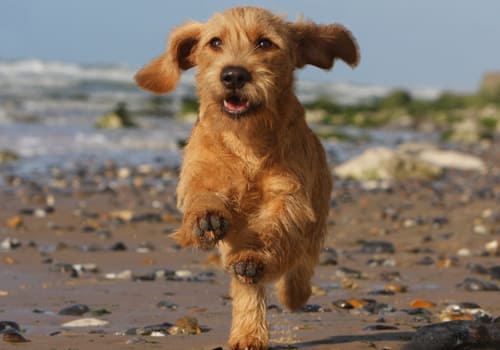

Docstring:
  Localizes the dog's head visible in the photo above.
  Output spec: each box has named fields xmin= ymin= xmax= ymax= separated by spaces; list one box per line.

xmin=136 ymin=7 xmax=359 ymax=118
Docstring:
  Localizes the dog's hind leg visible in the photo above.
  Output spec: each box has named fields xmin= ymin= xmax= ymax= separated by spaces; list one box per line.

xmin=228 ymin=278 xmax=269 ymax=350
xmin=275 ymin=260 xmax=314 ymax=311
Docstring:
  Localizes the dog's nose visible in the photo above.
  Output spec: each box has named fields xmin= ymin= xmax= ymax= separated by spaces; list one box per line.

xmin=221 ymin=66 xmax=251 ymax=89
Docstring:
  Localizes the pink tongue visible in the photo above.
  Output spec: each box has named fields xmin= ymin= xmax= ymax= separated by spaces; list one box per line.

xmin=225 ymin=100 xmax=247 ymax=112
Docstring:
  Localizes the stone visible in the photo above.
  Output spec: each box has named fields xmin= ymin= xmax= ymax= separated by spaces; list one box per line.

xmin=61 ymin=318 xmax=109 ymax=328
xmin=417 ymin=149 xmax=486 ymax=173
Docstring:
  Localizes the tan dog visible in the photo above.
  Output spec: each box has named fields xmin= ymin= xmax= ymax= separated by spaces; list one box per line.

xmin=135 ymin=6 xmax=359 ymax=350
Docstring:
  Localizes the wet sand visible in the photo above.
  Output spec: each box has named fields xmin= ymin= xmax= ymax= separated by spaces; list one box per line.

xmin=1 ymin=142 xmax=499 ymax=349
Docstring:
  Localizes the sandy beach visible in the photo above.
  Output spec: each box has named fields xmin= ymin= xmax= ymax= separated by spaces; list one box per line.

xmin=1 ymin=139 xmax=499 ymax=350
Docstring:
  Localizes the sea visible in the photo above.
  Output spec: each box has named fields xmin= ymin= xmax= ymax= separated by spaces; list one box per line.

xmin=0 ymin=59 xmax=440 ymax=180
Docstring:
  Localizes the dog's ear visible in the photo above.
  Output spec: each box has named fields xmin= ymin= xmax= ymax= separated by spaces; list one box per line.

xmin=290 ymin=22 xmax=360 ymax=70
xmin=135 ymin=21 xmax=202 ymax=94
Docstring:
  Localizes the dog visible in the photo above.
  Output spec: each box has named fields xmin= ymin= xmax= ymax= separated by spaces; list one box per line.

xmin=135 ymin=6 xmax=359 ymax=350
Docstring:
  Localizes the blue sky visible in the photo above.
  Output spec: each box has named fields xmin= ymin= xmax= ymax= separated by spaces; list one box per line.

xmin=1 ymin=0 xmax=499 ymax=91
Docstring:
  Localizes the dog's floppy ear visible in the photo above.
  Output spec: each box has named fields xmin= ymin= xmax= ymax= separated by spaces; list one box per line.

xmin=135 ymin=21 xmax=202 ymax=94
xmin=290 ymin=21 xmax=360 ymax=70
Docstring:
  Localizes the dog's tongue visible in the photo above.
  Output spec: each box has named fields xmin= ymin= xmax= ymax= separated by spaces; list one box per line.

xmin=224 ymin=97 xmax=249 ymax=113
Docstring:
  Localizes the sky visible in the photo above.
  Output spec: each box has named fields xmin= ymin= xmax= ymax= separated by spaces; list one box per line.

xmin=1 ymin=0 xmax=500 ymax=92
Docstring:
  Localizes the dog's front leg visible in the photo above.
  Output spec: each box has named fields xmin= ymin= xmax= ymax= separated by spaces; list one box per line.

xmin=229 ymin=278 xmax=268 ymax=350
xmin=224 ymin=182 xmax=316 ymax=284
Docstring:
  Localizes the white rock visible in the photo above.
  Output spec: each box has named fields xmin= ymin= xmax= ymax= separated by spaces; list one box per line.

xmin=61 ymin=318 xmax=109 ymax=328
xmin=105 ymin=269 xmax=132 ymax=280
xmin=417 ymin=149 xmax=486 ymax=173
xmin=485 ymin=240 xmax=498 ymax=255
xmin=175 ymin=270 xmax=193 ymax=278
xmin=334 ymin=147 xmax=396 ymax=181
xmin=457 ymin=248 xmax=471 ymax=257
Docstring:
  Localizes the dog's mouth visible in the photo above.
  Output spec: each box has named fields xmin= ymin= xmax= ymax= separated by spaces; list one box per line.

xmin=222 ymin=95 xmax=251 ymax=117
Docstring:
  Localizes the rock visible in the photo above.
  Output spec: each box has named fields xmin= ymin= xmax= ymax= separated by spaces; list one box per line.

xmin=95 ymin=102 xmax=135 ymax=129
xmin=61 ymin=318 xmax=109 ymax=328
xmin=104 ymin=270 xmax=133 ymax=280
xmin=417 ymin=149 xmax=486 ymax=173
xmin=109 ymin=242 xmax=127 ymax=251
xmin=2 ymin=329 xmax=30 ymax=343
xmin=5 ymin=215 xmax=23 ymax=229
xmin=384 ymin=282 xmax=408 ymax=293
xmin=360 ymin=240 xmax=395 ymax=254
xmin=485 ymin=240 xmax=498 ymax=255
xmin=157 ymin=300 xmax=178 ymax=310
xmin=336 ymin=266 xmax=363 ymax=279
xmin=446 ymin=119 xmax=481 ymax=143
xmin=439 ymin=303 xmax=492 ymax=322
xmin=0 ymin=150 xmax=19 ymax=164
xmin=405 ymin=320 xmax=500 ymax=350
xmin=363 ymin=324 xmax=399 ymax=331
xmin=297 ymin=304 xmax=326 ymax=313
xmin=0 ymin=321 xmax=21 ymax=332
xmin=58 ymin=304 xmax=90 ymax=316
xmin=334 ymin=147 xmax=442 ymax=181
xmin=457 ymin=277 xmax=499 ymax=292
xmin=168 ymin=317 xmax=202 ymax=335
xmin=489 ymin=266 xmax=500 ymax=280
xmin=319 ymin=247 xmax=338 ymax=265
xmin=124 ymin=322 xmax=173 ymax=336
xmin=410 ymin=299 xmax=436 ymax=309
xmin=0 ymin=237 xmax=21 ymax=251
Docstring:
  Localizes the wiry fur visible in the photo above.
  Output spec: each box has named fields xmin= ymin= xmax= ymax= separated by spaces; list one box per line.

xmin=135 ymin=6 xmax=359 ymax=350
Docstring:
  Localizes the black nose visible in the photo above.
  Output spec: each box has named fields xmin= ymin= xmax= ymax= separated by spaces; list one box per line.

xmin=220 ymin=66 xmax=251 ymax=89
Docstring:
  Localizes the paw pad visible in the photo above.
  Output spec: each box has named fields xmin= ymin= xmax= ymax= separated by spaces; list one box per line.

xmin=232 ymin=258 xmax=264 ymax=284
xmin=193 ymin=212 xmax=228 ymax=248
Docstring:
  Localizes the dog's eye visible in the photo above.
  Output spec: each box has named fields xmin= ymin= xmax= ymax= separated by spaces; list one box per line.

xmin=209 ymin=37 xmax=223 ymax=50
xmin=256 ymin=38 xmax=275 ymax=50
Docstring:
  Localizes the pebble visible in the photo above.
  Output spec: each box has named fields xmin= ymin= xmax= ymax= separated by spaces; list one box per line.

xmin=0 ymin=321 xmax=21 ymax=332
xmin=457 ymin=277 xmax=499 ymax=291
xmin=366 ymin=258 xmax=396 ymax=267
xmin=406 ymin=320 xmax=500 ymax=350
xmin=61 ymin=318 xmax=109 ymax=328
xmin=157 ymin=300 xmax=178 ymax=310
xmin=109 ymin=242 xmax=127 ymax=251
xmin=485 ymin=240 xmax=498 ymax=255
xmin=439 ymin=303 xmax=492 ymax=322
xmin=384 ymin=282 xmax=408 ymax=293
xmin=336 ymin=266 xmax=363 ymax=279
xmin=436 ymin=257 xmax=459 ymax=268
xmin=58 ymin=304 xmax=90 ymax=316
xmin=360 ymin=240 xmax=395 ymax=254
xmin=2 ymin=329 xmax=30 ymax=343
xmin=473 ymin=224 xmax=489 ymax=235
xmin=0 ymin=237 xmax=21 ymax=251
xmin=490 ymin=265 xmax=500 ymax=280
xmin=410 ymin=299 xmax=436 ymax=309
xmin=466 ymin=263 xmax=489 ymax=275
xmin=318 ymin=247 xmax=338 ymax=265
xmin=363 ymin=324 xmax=399 ymax=331
xmin=136 ymin=242 xmax=155 ymax=253
xmin=168 ymin=317 xmax=202 ymax=335
xmin=5 ymin=215 xmax=23 ymax=229
xmin=105 ymin=270 xmax=133 ymax=280
xmin=124 ymin=322 xmax=173 ymax=336
xmin=298 ymin=304 xmax=326 ymax=313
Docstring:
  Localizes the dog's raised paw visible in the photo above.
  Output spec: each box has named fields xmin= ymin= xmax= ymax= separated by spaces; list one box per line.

xmin=231 ymin=256 xmax=264 ymax=284
xmin=193 ymin=212 xmax=228 ymax=248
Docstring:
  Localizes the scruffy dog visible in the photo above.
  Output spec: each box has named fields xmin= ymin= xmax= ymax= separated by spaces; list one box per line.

xmin=136 ymin=6 xmax=359 ymax=350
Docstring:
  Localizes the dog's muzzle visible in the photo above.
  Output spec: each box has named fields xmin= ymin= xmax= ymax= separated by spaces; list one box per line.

xmin=221 ymin=66 xmax=252 ymax=116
